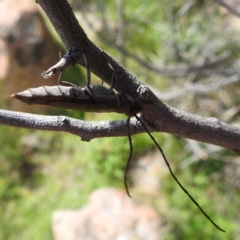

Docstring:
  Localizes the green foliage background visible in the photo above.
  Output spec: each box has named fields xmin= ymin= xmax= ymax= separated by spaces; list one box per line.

xmin=1 ymin=0 xmax=240 ymax=239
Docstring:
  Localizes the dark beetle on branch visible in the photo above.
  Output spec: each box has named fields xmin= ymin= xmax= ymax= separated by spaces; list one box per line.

xmin=11 ymin=85 xmax=133 ymax=115
xmin=11 ymin=52 xmax=225 ymax=233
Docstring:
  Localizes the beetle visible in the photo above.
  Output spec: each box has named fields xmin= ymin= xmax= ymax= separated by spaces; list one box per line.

xmin=11 ymin=52 xmax=225 ymax=233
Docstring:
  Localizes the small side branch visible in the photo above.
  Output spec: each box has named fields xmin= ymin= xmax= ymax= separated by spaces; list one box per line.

xmin=1 ymin=108 xmax=240 ymax=153
xmin=42 ymin=55 xmax=74 ymax=78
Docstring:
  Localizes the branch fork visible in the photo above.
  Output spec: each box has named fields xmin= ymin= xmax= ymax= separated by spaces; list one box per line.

xmin=1 ymin=0 xmax=240 ymax=153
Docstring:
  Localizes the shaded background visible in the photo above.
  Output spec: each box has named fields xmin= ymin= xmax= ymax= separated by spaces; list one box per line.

xmin=0 ymin=0 xmax=240 ymax=239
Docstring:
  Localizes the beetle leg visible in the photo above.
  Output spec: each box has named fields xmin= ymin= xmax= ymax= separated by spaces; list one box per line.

xmin=57 ymin=70 xmax=62 ymax=85
xmin=56 ymin=49 xmax=79 ymax=88
xmin=107 ymin=62 xmax=117 ymax=89
xmin=100 ymin=49 xmax=117 ymax=89
xmin=81 ymin=52 xmax=91 ymax=87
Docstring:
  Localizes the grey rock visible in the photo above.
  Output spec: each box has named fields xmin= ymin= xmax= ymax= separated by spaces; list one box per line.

xmin=53 ymin=188 xmax=164 ymax=240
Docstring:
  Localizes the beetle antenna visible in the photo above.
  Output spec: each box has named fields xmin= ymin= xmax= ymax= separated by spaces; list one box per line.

xmin=134 ymin=114 xmax=225 ymax=233
xmin=124 ymin=116 xmax=133 ymax=198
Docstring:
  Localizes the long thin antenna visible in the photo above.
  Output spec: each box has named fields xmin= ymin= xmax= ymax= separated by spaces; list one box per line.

xmin=134 ymin=114 xmax=226 ymax=233
xmin=124 ymin=116 xmax=133 ymax=198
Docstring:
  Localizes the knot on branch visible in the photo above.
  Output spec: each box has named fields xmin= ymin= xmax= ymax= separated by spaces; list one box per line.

xmin=137 ymin=84 xmax=149 ymax=100
xmin=57 ymin=116 xmax=70 ymax=126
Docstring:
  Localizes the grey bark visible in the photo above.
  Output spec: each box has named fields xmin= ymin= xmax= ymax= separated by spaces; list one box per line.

xmin=0 ymin=0 xmax=240 ymax=154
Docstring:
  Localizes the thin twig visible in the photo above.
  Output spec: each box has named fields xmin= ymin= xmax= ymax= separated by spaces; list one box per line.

xmin=216 ymin=0 xmax=240 ymax=18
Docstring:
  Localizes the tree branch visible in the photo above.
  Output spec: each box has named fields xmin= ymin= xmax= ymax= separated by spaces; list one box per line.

xmin=0 ymin=109 xmax=143 ymax=142
xmin=215 ymin=0 xmax=240 ymax=18
xmin=38 ymin=0 xmax=142 ymax=98
xmin=1 ymin=0 xmax=240 ymax=155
